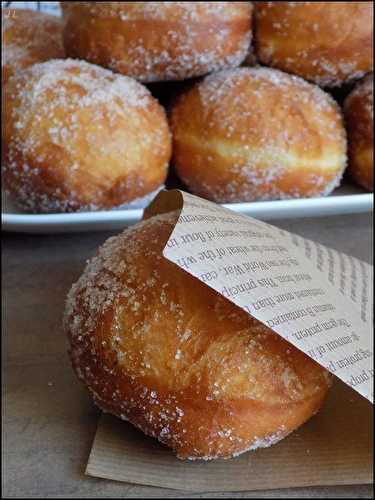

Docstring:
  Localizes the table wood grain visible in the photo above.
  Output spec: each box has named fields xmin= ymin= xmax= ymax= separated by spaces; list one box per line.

xmin=2 ymin=212 xmax=373 ymax=498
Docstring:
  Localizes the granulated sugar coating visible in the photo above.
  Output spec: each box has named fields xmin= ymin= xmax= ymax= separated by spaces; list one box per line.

xmin=2 ymin=59 xmax=171 ymax=213
xmin=170 ymin=67 xmax=347 ymax=203
xmin=61 ymin=2 xmax=253 ymax=82
xmin=345 ymin=74 xmax=374 ymax=117
xmin=255 ymin=2 xmax=373 ymax=87
xmin=344 ymin=74 xmax=374 ymax=191
xmin=64 ymin=211 xmax=332 ymax=460
xmin=1 ymin=9 xmax=65 ymax=85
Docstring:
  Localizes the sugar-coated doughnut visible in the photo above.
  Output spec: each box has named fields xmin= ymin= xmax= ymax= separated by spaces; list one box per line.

xmin=2 ymin=9 xmax=65 ymax=86
xmin=64 ymin=210 xmax=332 ymax=460
xmin=2 ymin=59 xmax=171 ymax=213
xmin=254 ymin=2 xmax=373 ymax=88
xmin=344 ymin=74 xmax=374 ymax=191
xmin=61 ymin=2 xmax=253 ymax=83
xmin=170 ymin=67 xmax=347 ymax=203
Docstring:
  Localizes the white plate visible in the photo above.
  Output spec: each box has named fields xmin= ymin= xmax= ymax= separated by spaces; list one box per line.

xmin=2 ymin=183 xmax=373 ymax=234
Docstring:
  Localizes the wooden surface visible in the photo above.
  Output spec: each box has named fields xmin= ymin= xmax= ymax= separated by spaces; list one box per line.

xmin=2 ymin=212 xmax=373 ymax=499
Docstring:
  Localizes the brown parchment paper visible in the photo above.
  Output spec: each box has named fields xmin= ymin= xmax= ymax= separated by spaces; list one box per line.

xmin=86 ymin=190 xmax=373 ymax=490
xmin=86 ymin=380 xmax=372 ymax=492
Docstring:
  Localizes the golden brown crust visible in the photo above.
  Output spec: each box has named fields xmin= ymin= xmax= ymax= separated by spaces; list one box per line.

xmin=344 ymin=74 xmax=374 ymax=191
xmin=1 ymin=9 xmax=65 ymax=86
xmin=61 ymin=2 xmax=253 ymax=83
xmin=254 ymin=2 xmax=373 ymax=88
xmin=64 ymin=211 xmax=332 ymax=460
xmin=170 ymin=67 xmax=347 ymax=203
xmin=2 ymin=59 xmax=171 ymax=213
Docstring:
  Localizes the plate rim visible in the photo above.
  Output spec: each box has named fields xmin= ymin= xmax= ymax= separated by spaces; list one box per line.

xmin=2 ymin=193 xmax=373 ymax=232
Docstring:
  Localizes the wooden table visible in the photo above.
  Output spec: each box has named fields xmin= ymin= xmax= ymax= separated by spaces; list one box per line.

xmin=2 ymin=212 xmax=373 ymax=498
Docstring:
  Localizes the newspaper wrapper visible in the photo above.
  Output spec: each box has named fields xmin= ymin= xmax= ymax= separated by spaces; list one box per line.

xmin=144 ymin=190 xmax=373 ymax=402
xmin=86 ymin=190 xmax=373 ymax=491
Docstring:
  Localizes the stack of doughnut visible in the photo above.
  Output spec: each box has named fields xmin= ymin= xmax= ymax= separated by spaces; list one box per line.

xmin=2 ymin=2 xmax=374 ymax=214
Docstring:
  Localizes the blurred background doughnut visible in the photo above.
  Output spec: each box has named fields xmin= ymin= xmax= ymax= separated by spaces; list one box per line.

xmin=64 ymin=210 xmax=332 ymax=460
xmin=254 ymin=2 xmax=373 ymax=87
xmin=344 ymin=74 xmax=373 ymax=191
xmin=170 ymin=67 xmax=347 ymax=203
xmin=2 ymin=59 xmax=171 ymax=213
xmin=2 ymin=8 xmax=65 ymax=86
xmin=61 ymin=1 xmax=253 ymax=82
